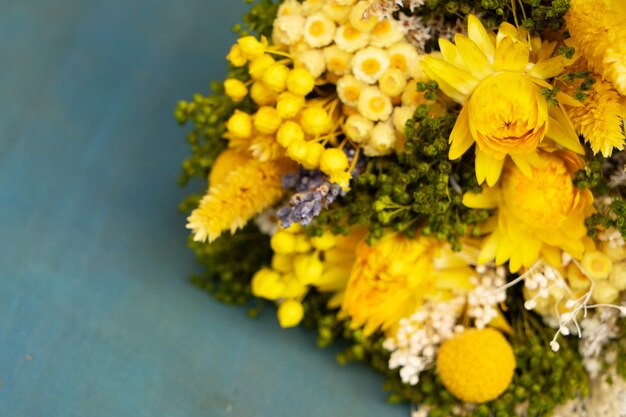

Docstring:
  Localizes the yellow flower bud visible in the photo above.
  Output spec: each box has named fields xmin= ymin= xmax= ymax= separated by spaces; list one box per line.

xmin=294 ymin=234 xmax=312 ymax=253
xmin=320 ymin=148 xmax=349 ymax=175
xmin=226 ymin=110 xmax=253 ymax=139
xmin=282 ymin=273 xmax=308 ymax=298
xmin=277 ymin=121 xmax=305 ymax=148
xmin=254 ymin=106 xmax=282 ymax=134
xmin=609 ymin=262 xmax=626 ymax=291
xmin=310 ymin=231 xmax=336 ymax=250
xmin=272 ymin=253 xmax=295 ymax=273
xmin=581 ymin=251 xmax=613 ymax=280
xmin=287 ymin=139 xmax=308 ymax=163
xmin=591 ymin=280 xmax=619 ymax=304
xmin=378 ymin=68 xmax=407 ymax=97
xmin=224 ymin=78 xmax=248 ymax=102
xmin=271 ymin=230 xmax=297 ymax=254
xmin=300 ymin=107 xmax=331 ymax=135
xmin=226 ymin=44 xmax=247 ymax=67
xmin=277 ymin=299 xmax=304 ymax=328
xmin=302 ymin=141 xmax=325 ymax=169
xmin=329 ymin=171 xmax=352 ymax=190
xmin=276 ymin=92 xmax=305 ymax=119
xmin=284 ymin=223 xmax=303 ymax=234
xmin=251 ymin=268 xmax=285 ymax=300
xmin=293 ymin=254 xmax=324 ymax=284
xmin=250 ymin=81 xmax=278 ymax=106
xmin=249 ymin=55 xmax=275 ymax=80
xmin=237 ymin=36 xmax=266 ymax=60
xmin=287 ymin=68 xmax=316 ymax=96
xmin=262 ymin=64 xmax=289 ymax=93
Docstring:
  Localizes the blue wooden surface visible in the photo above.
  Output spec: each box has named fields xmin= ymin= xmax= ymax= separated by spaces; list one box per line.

xmin=0 ymin=1 xmax=409 ymax=416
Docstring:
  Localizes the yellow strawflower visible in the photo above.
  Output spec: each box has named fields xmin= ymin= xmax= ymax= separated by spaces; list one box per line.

xmin=566 ymin=0 xmax=626 ymax=96
xmin=421 ymin=15 xmax=583 ymax=186
xmin=464 ymin=150 xmax=595 ymax=272
xmin=562 ymin=70 xmax=625 ymax=157
xmin=341 ymin=233 xmax=476 ymax=336
xmin=187 ymin=155 xmax=295 ymax=243
xmin=437 ymin=328 xmax=515 ymax=403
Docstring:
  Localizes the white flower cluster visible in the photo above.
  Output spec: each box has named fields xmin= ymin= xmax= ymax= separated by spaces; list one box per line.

xmin=467 ymin=265 xmax=507 ymax=329
xmin=579 ymin=308 xmax=620 ymax=377
xmin=272 ymin=0 xmax=431 ymax=157
xmin=383 ymin=299 xmax=464 ymax=385
xmin=598 ymin=226 xmax=626 ymax=249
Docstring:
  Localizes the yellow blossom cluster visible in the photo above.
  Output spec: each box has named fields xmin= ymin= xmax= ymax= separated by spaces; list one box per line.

xmin=273 ymin=0 xmax=437 ymax=158
xmin=251 ymin=224 xmax=365 ymax=327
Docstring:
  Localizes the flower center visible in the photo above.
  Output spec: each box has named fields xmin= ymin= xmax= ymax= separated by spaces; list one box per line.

xmin=390 ymin=54 xmax=407 ymax=72
xmin=361 ymin=58 xmax=381 ymax=75
xmin=344 ymin=86 xmax=360 ymax=101
xmin=309 ymin=21 xmax=324 ymax=37
xmin=369 ymin=97 xmax=386 ymax=112
xmin=372 ymin=20 xmax=391 ymax=36
xmin=501 ymin=153 xmax=575 ymax=229
xmin=469 ymin=72 xmax=548 ymax=158
xmin=343 ymin=25 xmax=360 ymax=40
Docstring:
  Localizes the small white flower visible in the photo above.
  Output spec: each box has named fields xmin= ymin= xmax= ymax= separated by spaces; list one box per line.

xmin=343 ymin=113 xmax=373 ymax=143
xmin=337 ymin=74 xmax=366 ymax=107
xmin=334 ymin=24 xmax=369 ymax=53
xmin=323 ymin=45 xmax=353 ymax=75
xmin=387 ymin=42 xmax=420 ymax=77
xmin=369 ymin=18 xmax=405 ymax=48
xmin=378 ymin=68 xmax=407 ymax=97
xmin=303 ymin=13 xmax=336 ymax=48
xmin=272 ymin=14 xmax=306 ymax=46
xmin=363 ymin=121 xmax=396 ymax=156
xmin=295 ymin=49 xmax=326 ymax=79
xmin=357 ymin=86 xmax=392 ymax=121
xmin=352 ymin=46 xmax=390 ymax=84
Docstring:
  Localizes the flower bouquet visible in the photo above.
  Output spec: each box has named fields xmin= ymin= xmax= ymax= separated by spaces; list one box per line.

xmin=175 ymin=0 xmax=626 ymax=415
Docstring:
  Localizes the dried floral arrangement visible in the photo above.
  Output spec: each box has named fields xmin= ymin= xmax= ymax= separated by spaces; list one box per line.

xmin=175 ymin=1 xmax=626 ymax=415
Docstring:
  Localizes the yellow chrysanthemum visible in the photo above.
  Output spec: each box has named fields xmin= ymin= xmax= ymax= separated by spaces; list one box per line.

xmin=561 ymin=69 xmax=625 ymax=157
xmin=341 ymin=233 xmax=477 ymax=336
xmin=566 ymin=0 xmax=626 ymax=96
xmin=437 ymin=328 xmax=515 ymax=403
xmin=464 ymin=150 xmax=595 ymax=272
xmin=422 ymin=15 xmax=583 ymax=186
xmin=187 ymin=154 xmax=295 ymax=243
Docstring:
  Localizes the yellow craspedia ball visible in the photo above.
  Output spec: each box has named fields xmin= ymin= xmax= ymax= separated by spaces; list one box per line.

xmin=226 ymin=110 xmax=252 ymax=139
xmin=277 ymin=299 xmax=304 ymax=328
xmin=237 ymin=36 xmax=266 ymax=60
xmin=276 ymin=92 xmax=305 ymax=119
xmin=320 ymin=148 xmax=349 ymax=175
xmin=287 ymin=68 xmax=316 ymax=96
xmin=437 ymin=328 xmax=516 ymax=404
xmin=263 ymin=63 xmax=290 ymax=93
xmin=249 ymin=55 xmax=275 ymax=80
xmin=300 ymin=107 xmax=331 ymax=136
xmin=277 ymin=121 xmax=305 ymax=148
xmin=254 ymin=106 xmax=282 ymax=134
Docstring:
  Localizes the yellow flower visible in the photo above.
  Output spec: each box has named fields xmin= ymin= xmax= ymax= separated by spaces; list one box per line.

xmin=303 ymin=12 xmax=336 ymax=48
xmin=272 ymin=14 xmax=306 ymax=46
xmin=226 ymin=110 xmax=252 ymax=139
xmin=277 ymin=120 xmax=305 ymax=148
xmin=421 ymin=15 xmax=583 ymax=186
xmin=286 ymin=68 xmax=316 ymax=96
xmin=348 ymin=1 xmax=378 ymax=32
xmin=464 ymin=150 xmax=595 ymax=272
xmin=334 ymin=23 xmax=369 ymax=53
xmin=362 ymin=121 xmax=396 ymax=156
xmin=277 ymin=300 xmax=305 ymax=328
xmin=566 ymin=0 xmax=626 ymax=96
xmin=337 ymin=74 xmax=366 ymax=107
xmin=276 ymin=92 xmax=305 ymax=119
xmin=223 ymin=79 xmax=248 ymax=102
xmin=343 ymin=113 xmax=373 ymax=143
xmin=323 ymin=45 xmax=353 ymax=75
xmin=369 ymin=18 xmax=404 ymax=48
xmin=207 ymin=149 xmax=251 ymax=185
xmin=562 ymin=70 xmax=625 ymax=157
xmin=388 ymin=42 xmax=421 ymax=78
xmin=437 ymin=328 xmax=515 ymax=403
xmin=262 ymin=64 xmax=290 ymax=92
xmin=341 ymin=233 xmax=476 ymax=336
xmin=253 ymin=106 xmax=282 ymax=134
xmin=186 ymin=155 xmax=294 ymax=243
xmin=352 ymin=46 xmax=390 ymax=84
xmin=226 ymin=44 xmax=247 ymax=67
xmin=249 ymin=134 xmax=283 ymax=162
xmin=300 ymin=107 xmax=332 ymax=135
xmin=250 ymin=81 xmax=278 ymax=106
xmin=358 ymin=86 xmax=392 ymax=121
xmin=378 ymin=68 xmax=407 ymax=97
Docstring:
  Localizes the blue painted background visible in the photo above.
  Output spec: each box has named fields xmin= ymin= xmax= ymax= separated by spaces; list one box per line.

xmin=0 ymin=1 xmax=409 ymax=416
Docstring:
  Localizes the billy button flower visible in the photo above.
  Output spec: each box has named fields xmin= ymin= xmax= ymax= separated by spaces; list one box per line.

xmin=223 ymin=78 xmax=248 ymax=102
xmin=421 ymin=15 xmax=584 ymax=186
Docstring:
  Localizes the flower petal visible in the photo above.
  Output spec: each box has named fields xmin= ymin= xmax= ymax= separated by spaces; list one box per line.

xmin=455 ymin=34 xmax=492 ymax=79
xmin=448 ymin=106 xmax=475 ymax=159
xmin=546 ymin=106 xmax=585 ymax=154
xmin=421 ymin=56 xmax=479 ymax=97
xmin=493 ymin=37 xmax=529 ymax=72
xmin=439 ymin=38 xmax=464 ymax=68
xmin=462 ymin=187 xmax=500 ymax=209
xmin=528 ymin=54 xmax=579 ymax=80
xmin=475 ymin=149 xmax=505 ymax=186
xmin=467 ymin=15 xmax=495 ymax=62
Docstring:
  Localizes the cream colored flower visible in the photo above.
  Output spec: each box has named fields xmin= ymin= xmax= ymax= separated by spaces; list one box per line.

xmin=387 ymin=42 xmax=420 ymax=77
xmin=322 ymin=2 xmax=351 ymax=24
xmin=352 ymin=46 xmax=390 ymax=84
xmin=277 ymin=0 xmax=302 ymax=17
xmin=323 ymin=45 xmax=353 ymax=75
xmin=334 ymin=0 xmax=357 ymax=5
xmin=370 ymin=18 xmax=405 ymax=48
xmin=337 ymin=74 xmax=366 ymax=106
xmin=379 ymin=68 xmax=407 ymax=97
xmin=272 ymin=14 xmax=306 ymax=46
xmin=343 ymin=113 xmax=374 ymax=143
xmin=349 ymin=1 xmax=379 ymax=32
xmin=334 ymin=24 xmax=370 ymax=52
xmin=295 ymin=49 xmax=326 ymax=79
xmin=303 ymin=13 xmax=336 ymax=48
xmin=363 ymin=121 xmax=396 ymax=156
xmin=301 ymin=0 xmax=324 ymax=15
xmin=358 ymin=86 xmax=393 ymax=121
xmin=392 ymin=106 xmax=416 ymax=133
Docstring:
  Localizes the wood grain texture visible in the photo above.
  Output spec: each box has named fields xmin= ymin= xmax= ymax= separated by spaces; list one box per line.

xmin=0 ymin=1 xmax=409 ymax=416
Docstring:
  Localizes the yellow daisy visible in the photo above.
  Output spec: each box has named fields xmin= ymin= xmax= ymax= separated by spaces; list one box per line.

xmin=463 ymin=150 xmax=595 ymax=272
xmin=341 ymin=232 xmax=477 ymax=336
xmin=421 ymin=15 xmax=583 ymax=186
